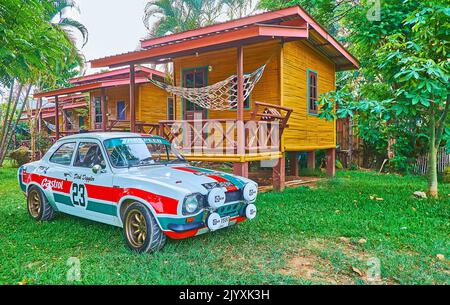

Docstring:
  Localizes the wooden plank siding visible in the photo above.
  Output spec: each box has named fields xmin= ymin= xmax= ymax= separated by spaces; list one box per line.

xmin=172 ymin=39 xmax=337 ymax=152
xmin=139 ymin=83 xmax=171 ymax=123
xmin=173 ymin=40 xmax=282 ymax=121
xmin=282 ymin=40 xmax=336 ymax=151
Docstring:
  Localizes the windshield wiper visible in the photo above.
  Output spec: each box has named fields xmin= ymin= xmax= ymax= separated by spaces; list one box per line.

xmin=167 ymin=158 xmax=187 ymax=165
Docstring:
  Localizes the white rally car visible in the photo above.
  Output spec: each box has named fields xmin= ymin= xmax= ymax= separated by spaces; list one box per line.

xmin=17 ymin=133 xmax=258 ymax=253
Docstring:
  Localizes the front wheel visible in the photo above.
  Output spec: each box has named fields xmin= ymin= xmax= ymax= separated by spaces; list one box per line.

xmin=27 ymin=187 xmax=56 ymax=221
xmin=123 ymin=202 xmax=167 ymax=253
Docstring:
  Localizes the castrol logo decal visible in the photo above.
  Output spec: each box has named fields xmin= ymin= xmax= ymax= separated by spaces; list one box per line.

xmin=41 ymin=178 xmax=64 ymax=191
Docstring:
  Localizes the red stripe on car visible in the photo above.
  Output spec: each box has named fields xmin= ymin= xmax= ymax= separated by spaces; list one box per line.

xmin=27 ymin=173 xmax=179 ymax=215
xmin=173 ymin=167 xmax=238 ymax=191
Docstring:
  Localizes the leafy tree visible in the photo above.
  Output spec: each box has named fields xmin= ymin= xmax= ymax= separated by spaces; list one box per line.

xmin=317 ymin=1 xmax=449 ymax=196
xmin=377 ymin=2 xmax=449 ymax=197
xmin=258 ymin=0 xmax=358 ymax=35
xmin=0 ymin=0 xmax=87 ymax=166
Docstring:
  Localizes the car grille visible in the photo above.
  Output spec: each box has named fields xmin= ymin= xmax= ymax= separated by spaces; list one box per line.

xmin=225 ymin=190 xmax=242 ymax=203
xmin=217 ymin=202 xmax=242 ymax=217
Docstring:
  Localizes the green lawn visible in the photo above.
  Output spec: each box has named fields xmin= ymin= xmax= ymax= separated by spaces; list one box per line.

xmin=0 ymin=168 xmax=448 ymax=285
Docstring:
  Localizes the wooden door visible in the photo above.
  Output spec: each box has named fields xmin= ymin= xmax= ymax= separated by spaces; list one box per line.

xmin=183 ymin=67 xmax=207 ymax=121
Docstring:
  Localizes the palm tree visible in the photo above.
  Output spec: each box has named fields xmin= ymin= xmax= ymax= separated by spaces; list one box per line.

xmin=222 ymin=0 xmax=256 ymax=19
xmin=49 ymin=0 xmax=89 ymax=47
xmin=143 ymin=0 xmax=225 ymax=38
xmin=143 ymin=0 xmax=258 ymax=38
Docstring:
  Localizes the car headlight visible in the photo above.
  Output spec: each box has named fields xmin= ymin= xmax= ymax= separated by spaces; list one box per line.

xmin=182 ymin=193 xmax=203 ymax=215
xmin=243 ymin=183 xmax=258 ymax=202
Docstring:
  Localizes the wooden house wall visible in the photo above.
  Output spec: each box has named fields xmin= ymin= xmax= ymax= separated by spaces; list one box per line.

xmin=172 ymin=40 xmax=282 ymax=121
xmin=282 ymin=40 xmax=336 ymax=151
xmin=138 ymin=83 xmax=171 ymax=123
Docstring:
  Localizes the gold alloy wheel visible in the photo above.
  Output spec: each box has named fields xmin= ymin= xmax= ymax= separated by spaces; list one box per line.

xmin=28 ymin=189 xmax=41 ymax=218
xmin=125 ymin=209 xmax=148 ymax=248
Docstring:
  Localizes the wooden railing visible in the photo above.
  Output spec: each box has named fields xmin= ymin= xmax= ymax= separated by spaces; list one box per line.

xmin=133 ymin=102 xmax=293 ymax=160
xmin=52 ymin=101 xmax=293 ymax=161
xmin=134 ymin=119 xmax=282 ymax=158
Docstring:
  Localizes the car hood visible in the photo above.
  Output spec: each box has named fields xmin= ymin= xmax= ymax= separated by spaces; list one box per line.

xmin=116 ymin=164 xmax=251 ymax=196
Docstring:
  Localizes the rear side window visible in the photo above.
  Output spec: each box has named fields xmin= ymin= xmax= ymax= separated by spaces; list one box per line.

xmin=49 ymin=142 xmax=76 ymax=166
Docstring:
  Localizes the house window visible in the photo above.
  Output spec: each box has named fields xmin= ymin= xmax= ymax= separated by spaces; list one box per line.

xmin=117 ymin=101 xmax=126 ymax=120
xmin=167 ymin=97 xmax=174 ymax=120
xmin=308 ymin=70 xmax=318 ymax=114
xmin=230 ymin=75 xmax=251 ymax=110
xmin=79 ymin=116 xmax=85 ymax=128
xmin=94 ymin=97 xmax=102 ymax=123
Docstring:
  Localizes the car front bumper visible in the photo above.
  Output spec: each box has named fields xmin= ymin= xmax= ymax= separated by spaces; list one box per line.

xmin=162 ymin=201 xmax=254 ymax=239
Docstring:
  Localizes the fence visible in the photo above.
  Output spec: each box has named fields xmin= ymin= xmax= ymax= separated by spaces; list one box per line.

xmin=413 ymin=148 xmax=450 ymax=175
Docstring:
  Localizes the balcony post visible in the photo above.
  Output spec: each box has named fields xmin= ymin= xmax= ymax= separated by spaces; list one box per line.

xmin=130 ymin=64 xmax=136 ymax=132
xmin=233 ymin=45 xmax=249 ymax=177
xmin=37 ymin=97 xmax=42 ymax=132
xmin=54 ymin=96 xmax=60 ymax=140
xmin=101 ymin=88 xmax=107 ymax=132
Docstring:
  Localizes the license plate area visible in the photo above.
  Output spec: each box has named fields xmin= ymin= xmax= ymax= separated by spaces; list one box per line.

xmin=218 ymin=216 xmax=230 ymax=229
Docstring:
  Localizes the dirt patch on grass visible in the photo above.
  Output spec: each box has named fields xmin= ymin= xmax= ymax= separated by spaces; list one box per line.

xmin=278 ymin=255 xmax=323 ymax=279
xmin=278 ymin=252 xmax=355 ymax=284
xmin=277 ymin=238 xmax=395 ymax=284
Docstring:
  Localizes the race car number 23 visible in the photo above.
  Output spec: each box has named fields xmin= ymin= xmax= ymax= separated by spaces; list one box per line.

xmin=71 ymin=183 xmax=87 ymax=207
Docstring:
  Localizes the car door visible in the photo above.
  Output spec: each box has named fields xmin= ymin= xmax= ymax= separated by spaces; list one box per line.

xmin=44 ymin=141 xmax=77 ymax=210
xmin=70 ymin=139 xmax=117 ymax=226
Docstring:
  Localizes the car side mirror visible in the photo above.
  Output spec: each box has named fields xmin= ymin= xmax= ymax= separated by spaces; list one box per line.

xmin=92 ymin=164 xmax=104 ymax=174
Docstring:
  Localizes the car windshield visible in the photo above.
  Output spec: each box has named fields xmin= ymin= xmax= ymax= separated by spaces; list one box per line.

xmin=104 ymin=137 xmax=186 ymax=168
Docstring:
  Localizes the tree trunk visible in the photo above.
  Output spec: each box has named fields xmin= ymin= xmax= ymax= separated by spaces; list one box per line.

xmin=0 ymin=85 xmax=31 ymax=165
xmin=427 ymin=114 xmax=438 ymax=198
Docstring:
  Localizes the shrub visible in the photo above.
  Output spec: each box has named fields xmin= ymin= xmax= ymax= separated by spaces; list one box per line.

xmin=36 ymin=132 xmax=53 ymax=154
xmin=9 ymin=146 xmax=31 ymax=167
xmin=444 ymin=166 xmax=450 ymax=184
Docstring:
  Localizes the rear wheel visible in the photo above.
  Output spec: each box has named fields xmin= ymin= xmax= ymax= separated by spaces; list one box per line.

xmin=123 ymin=202 xmax=166 ymax=253
xmin=27 ymin=187 xmax=56 ymax=221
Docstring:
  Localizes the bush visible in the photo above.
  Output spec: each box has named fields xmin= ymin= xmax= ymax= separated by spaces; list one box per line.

xmin=444 ymin=166 xmax=450 ymax=184
xmin=36 ymin=132 xmax=53 ymax=154
xmin=8 ymin=146 xmax=31 ymax=167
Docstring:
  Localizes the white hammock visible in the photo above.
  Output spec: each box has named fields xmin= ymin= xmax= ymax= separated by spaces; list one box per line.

xmin=149 ymin=65 xmax=266 ymax=110
xmin=43 ymin=120 xmax=56 ymax=132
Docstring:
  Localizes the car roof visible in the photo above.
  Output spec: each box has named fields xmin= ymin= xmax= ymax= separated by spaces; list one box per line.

xmin=58 ymin=132 xmax=165 ymax=142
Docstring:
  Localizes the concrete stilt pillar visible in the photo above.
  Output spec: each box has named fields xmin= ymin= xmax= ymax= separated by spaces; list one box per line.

xmin=289 ymin=152 xmax=299 ymax=176
xmin=307 ymin=151 xmax=316 ymax=170
xmin=233 ymin=162 xmax=249 ymax=178
xmin=327 ymin=148 xmax=336 ymax=177
xmin=273 ymin=153 xmax=285 ymax=192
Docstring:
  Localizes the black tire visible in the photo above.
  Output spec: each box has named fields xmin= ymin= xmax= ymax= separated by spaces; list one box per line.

xmin=27 ymin=186 xmax=56 ymax=221
xmin=123 ymin=202 xmax=167 ymax=253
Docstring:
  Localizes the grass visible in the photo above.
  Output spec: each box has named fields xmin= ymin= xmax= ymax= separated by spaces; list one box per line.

xmin=0 ymin=168 xmax=448 ymax=285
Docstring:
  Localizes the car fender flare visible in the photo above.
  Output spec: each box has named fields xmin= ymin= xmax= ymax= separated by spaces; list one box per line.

xmin=26 ymin=182 xmax=59 ymax=211
xmin=117 ymin=195 xmax=164 ymax=230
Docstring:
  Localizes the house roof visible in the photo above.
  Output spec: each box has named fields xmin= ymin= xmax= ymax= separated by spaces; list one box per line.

xmin=70 ymin=66 xmax=164 ymax=85
xmin=22 ymin=96 xmax=88 ymax=120
xmin=32 ymin=65 xmax=163 ymax=100
xmin=90 ymin=5 xmax=359 ymax=71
